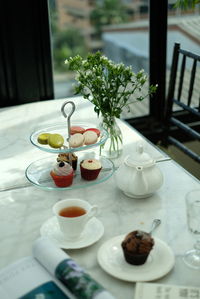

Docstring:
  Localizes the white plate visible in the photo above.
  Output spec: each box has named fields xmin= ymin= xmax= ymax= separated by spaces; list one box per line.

xmin=40 ymin=216 xmax=104 ymax=249
xmin=97 ymin=235 xmax=175 ymax=282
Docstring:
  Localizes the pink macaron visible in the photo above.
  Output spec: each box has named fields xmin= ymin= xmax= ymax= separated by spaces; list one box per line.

xmin=70 ymin=126 xmax=85 ymax=135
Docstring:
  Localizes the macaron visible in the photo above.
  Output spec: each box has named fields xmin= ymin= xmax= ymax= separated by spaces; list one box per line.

xmin=48 ymin=134 xmax=64 ymax=148
xmin=70 ymin=126 xmax=85 ymax=135
xmin=85 ymin=128 xmax=101 ymax=137
xmin=83 ymin=130 xmax=98 ymax=145
xmin=69 ymin=133 xmax=84 ymax=148
xmin=37 ymin=133 xmax=51 ymax=144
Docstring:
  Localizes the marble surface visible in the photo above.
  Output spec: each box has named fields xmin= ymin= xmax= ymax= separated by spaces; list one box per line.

xmin=0 ymin=97 xmax=200 ymax=299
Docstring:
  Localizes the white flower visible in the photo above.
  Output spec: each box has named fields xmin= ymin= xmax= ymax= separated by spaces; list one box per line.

xmin=138 ymin=69 xmax=144 ymax=74
xmin=75 ymin=74 xmax=79 ymax=81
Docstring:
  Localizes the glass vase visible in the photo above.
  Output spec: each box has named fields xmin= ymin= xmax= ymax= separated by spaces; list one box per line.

xmin=99 ymin=116 xmax=123 ymax=159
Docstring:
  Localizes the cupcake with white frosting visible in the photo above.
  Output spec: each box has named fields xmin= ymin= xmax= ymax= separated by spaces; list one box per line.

xmin=50 ymin=161 xmax=73 ymax=187
xmin=80 ymin=159 xmax=102 ymax=181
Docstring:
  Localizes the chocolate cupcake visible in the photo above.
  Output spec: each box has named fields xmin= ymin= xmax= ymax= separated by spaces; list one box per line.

xmin=80 ymin=159 xmax=102 ymax=181
xmin=121 ymin=230 xmax=154 ymax=265
xmin=57 ymin=153 xmax=78 ymax=171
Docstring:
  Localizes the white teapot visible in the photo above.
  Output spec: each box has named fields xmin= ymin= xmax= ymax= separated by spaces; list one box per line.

xmin=115 ymin=143 xmax=163 ymax=198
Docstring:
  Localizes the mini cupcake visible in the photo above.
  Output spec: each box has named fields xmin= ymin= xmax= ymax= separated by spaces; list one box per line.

xmin=57 ymin=153 xmax=78 ymax=171
xmin=50 ymin=161 xmax=74 ymax=187
xmin=80 ymin=159 xmax=102 ymax=181
xmin=121 ymin=230 xmax=154 ymax=265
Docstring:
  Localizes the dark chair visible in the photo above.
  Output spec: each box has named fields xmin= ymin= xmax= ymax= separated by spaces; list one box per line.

xmin=163 ymin=42 xmax=200 ymax=163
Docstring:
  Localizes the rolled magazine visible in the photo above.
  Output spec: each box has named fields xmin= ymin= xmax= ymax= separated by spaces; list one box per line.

xmin=0 ymin=237 xmax=115 ymax=299
xmin=33 ymin=237 xmax=115 ymax=299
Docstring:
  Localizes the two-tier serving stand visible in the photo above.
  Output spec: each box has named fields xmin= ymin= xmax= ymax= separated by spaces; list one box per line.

xmin=25 ymin=101 xmax=115 ymax=190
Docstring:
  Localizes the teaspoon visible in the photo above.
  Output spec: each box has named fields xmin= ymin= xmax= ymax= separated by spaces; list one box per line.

xmin=149 ymin=219 xmax=161 ymax=235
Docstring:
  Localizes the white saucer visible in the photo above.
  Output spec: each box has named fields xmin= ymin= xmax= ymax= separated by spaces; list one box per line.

xmin=97 ymin=235 xmax=175 ymax=282
xmin=40 ymin=216 xmax=104 ymax=249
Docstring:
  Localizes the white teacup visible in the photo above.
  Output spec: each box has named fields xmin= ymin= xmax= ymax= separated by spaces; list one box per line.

xmin=53 ymin=198 xmax=98 ymax=240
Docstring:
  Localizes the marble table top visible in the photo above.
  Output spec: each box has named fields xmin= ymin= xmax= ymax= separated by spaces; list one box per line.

xmin=0 ymin=97 xmax=200 ymax=299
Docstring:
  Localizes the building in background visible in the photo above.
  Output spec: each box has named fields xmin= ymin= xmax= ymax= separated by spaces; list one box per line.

xmin=102 ymin=15 xmax=200 ymax=118
xmin=55 ymin=0 xmax=150 ymax=51
xmin=50 ymin=0 xmax=200 ymax=103
xmin=55 ymin=0 xmax=97 ymax=50
xmin=102 ymin=15 xmax=200 ymax=72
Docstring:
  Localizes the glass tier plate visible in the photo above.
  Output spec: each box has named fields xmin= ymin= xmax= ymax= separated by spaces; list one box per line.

xmin=25 ymin=154 xmax=114 ymax=190
xmin=30 ymin=122 xmax=108 ymax=153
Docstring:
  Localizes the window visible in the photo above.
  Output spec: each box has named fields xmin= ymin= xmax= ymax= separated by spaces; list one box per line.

xmin=49 ymin=0 xmax=152 ymax=119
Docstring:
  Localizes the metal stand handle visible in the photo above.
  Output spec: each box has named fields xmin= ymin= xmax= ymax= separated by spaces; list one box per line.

xmin=61 ymin=100 xmax=76 ymax=166
xmin=61 ymin=100 xmax=76 ymax=142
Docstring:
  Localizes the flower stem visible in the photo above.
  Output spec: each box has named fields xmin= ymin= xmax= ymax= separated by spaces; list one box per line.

xmin=100 ymin=116 xmax=122 ymax=158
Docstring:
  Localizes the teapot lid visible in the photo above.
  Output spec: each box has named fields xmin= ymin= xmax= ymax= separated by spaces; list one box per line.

xmin=125 ymin=143 xmax=154 ymax=167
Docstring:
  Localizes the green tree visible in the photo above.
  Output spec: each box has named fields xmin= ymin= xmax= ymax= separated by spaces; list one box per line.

xmin=174 ymin=0 xmax=200 ymax=8
xmin=52 ymin=28 xmax=87 ymax=72
xmin=90 ymin=0 xmax=128 ymax=37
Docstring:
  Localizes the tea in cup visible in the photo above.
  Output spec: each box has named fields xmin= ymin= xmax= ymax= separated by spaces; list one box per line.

xmin=53 ymin=198 xmax=98 ymax=239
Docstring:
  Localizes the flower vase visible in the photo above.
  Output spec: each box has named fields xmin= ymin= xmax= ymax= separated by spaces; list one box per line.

xmin=99 ymin=116 xmax=123 ymax=159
